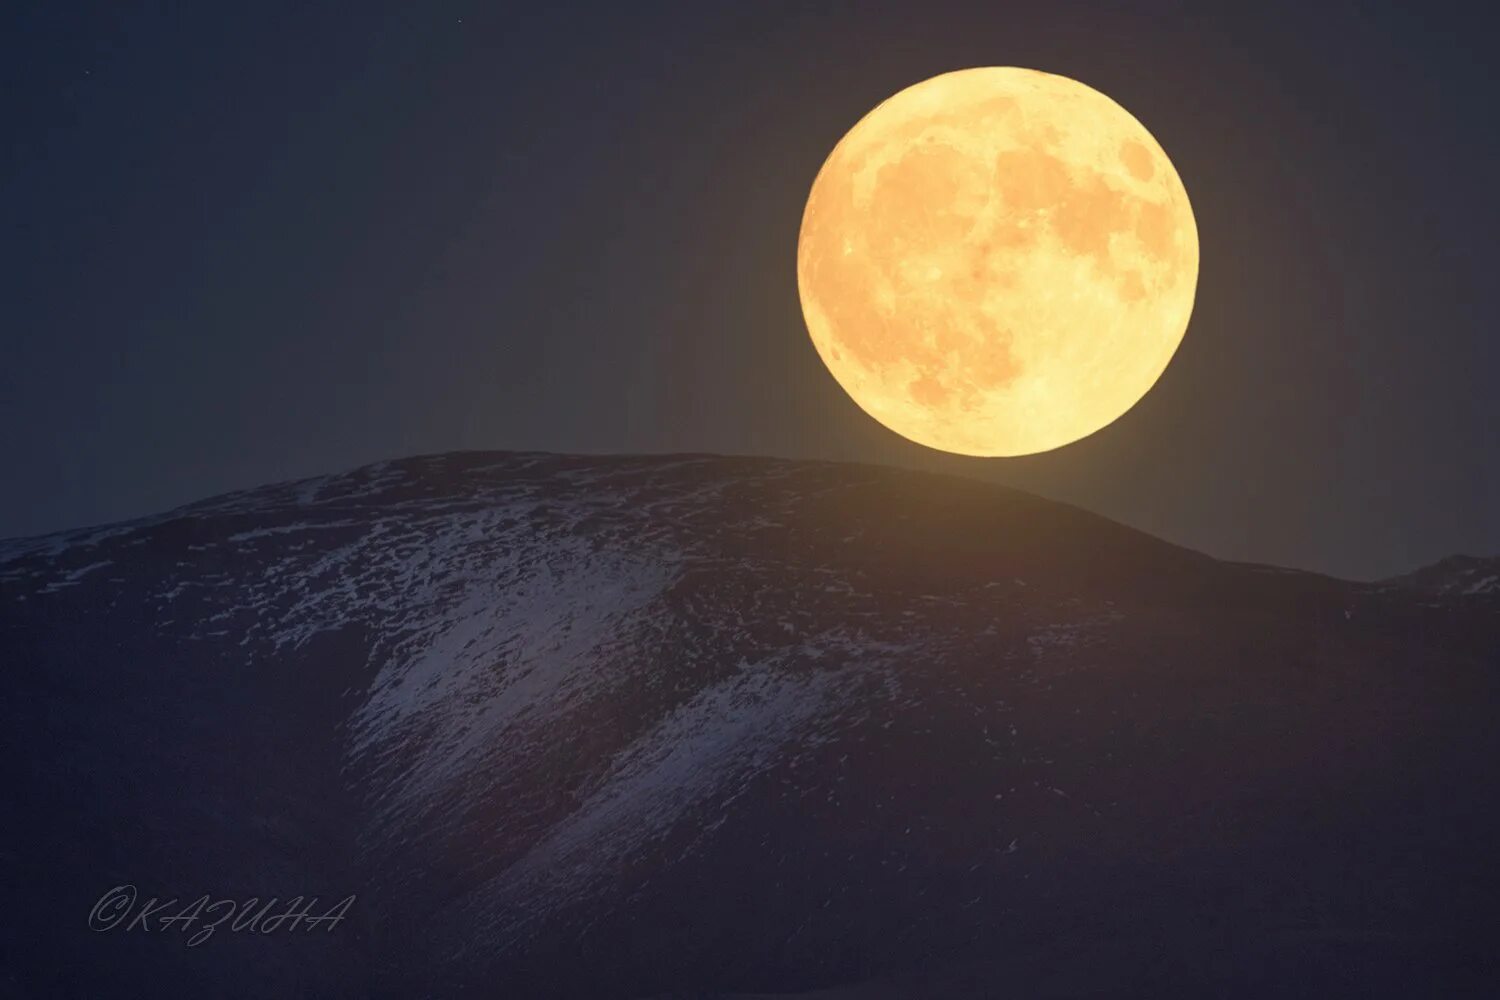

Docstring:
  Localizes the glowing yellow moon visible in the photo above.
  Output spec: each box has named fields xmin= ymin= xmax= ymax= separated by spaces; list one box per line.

xmin=797 ymin=67 xmax=1199 ymax=456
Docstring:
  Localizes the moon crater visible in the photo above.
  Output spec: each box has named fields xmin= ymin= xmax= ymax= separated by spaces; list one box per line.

xmin=798 ymin=67 xmax=1199 ymax=456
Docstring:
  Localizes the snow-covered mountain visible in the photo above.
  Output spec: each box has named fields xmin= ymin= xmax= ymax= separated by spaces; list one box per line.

xmin=1386 ymin=554 xmax=1500 ymax=597
xmin=3 ymin=452 xmax=1497 ymax=998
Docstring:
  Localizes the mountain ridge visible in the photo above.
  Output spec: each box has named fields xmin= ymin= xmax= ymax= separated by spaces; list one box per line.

xmin=3 ymin=450 xmax=1496 ymax=997
xmin=5 ymin=448 xmax=1474 ymax=586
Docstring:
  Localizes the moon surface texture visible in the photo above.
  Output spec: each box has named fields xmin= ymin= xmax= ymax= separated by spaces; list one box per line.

xmin=798 ymin=67 xmax=1199 ymax=456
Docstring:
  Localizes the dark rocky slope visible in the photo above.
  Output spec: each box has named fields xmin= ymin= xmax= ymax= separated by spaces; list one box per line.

xmin=2 ymin=452 xmax=1496 ymax=997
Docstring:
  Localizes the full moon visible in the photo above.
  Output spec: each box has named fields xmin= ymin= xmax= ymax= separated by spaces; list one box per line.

xmin=797 ymin=67 xmax=1199 ymax=456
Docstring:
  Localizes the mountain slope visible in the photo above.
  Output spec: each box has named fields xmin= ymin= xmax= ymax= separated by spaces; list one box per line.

xmin=2 ymin=452 xmax=1497 ymax=998
xmin=1386 ymin=554 xmax=1500 ymax=597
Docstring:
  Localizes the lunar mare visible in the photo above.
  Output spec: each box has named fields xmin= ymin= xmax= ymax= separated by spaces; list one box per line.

xmin=797 ymin=67 xmax=1199 ymax=456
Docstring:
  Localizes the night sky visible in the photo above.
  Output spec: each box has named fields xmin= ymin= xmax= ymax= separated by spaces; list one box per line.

xmin=3 ymin=1 xmax=1496 ymax=580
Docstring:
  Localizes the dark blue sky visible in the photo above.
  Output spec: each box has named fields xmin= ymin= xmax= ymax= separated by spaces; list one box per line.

xmin=3 ymin=1 xmax=1496 ymax=579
